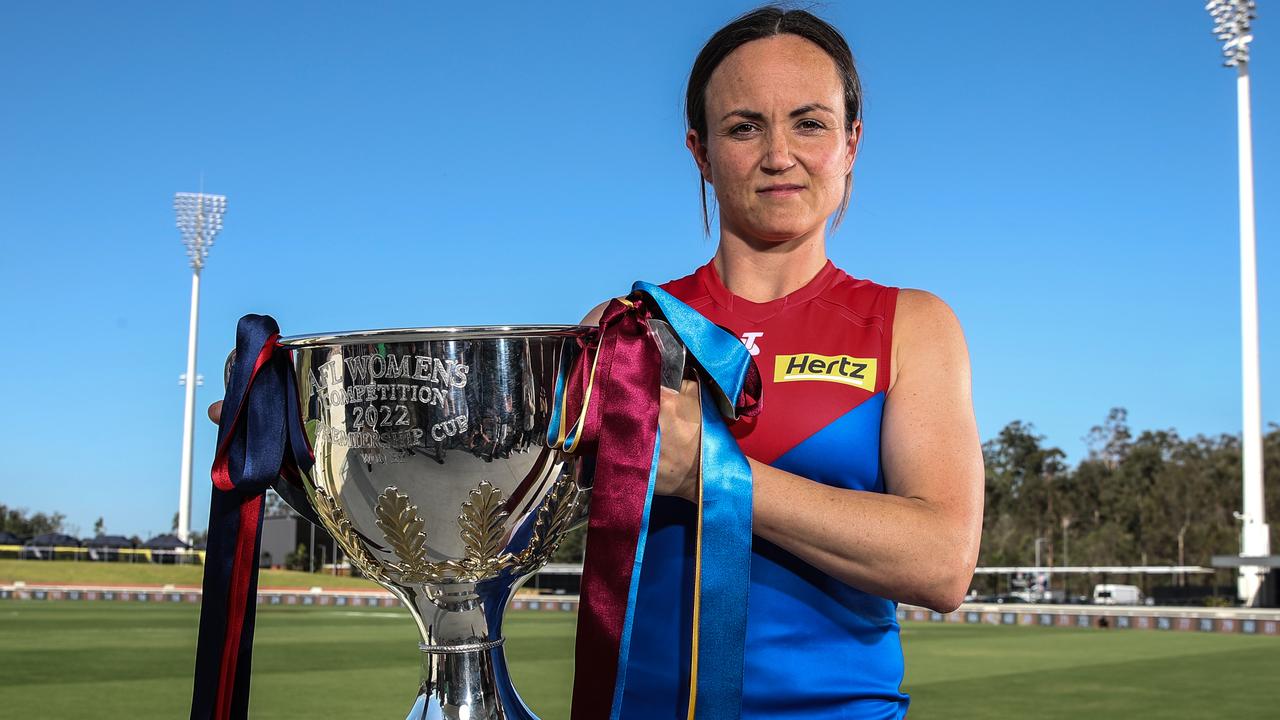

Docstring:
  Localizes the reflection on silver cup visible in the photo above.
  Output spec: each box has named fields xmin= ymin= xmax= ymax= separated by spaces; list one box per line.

xmin=278 ymin=325 xmax=592 ymax=720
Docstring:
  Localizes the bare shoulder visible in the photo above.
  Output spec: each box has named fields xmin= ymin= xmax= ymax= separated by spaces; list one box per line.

xmin=895 ymin=288 xmax=963 ymax=334
xmin=580 ymin=298 xmax=618 ymax=326
xmin=888 ymin=288 xmax=968 ymax=393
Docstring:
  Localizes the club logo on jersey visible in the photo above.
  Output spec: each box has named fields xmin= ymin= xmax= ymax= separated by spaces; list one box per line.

xmin=774 ymin=353 xmax=877 ymax=389
xmin=740 ymin=331 xmax=764 ymax=356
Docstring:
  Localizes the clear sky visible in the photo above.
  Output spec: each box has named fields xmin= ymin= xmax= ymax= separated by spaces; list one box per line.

xmin=1 ymin=1 xmax=1275 ymax=539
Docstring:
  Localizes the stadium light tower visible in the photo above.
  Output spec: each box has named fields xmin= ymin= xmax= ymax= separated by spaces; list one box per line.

xmin=1206 ymin=0 xmax=1269 ymax=606
xmin=174 ymin=191 xmax=227 ymax=545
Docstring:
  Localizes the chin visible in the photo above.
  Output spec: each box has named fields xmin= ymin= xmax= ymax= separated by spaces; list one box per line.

xmin=747 ymin=220 xmax=818 ymax=244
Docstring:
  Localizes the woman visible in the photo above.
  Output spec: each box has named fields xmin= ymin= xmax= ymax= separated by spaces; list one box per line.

xmin=584 ymin=6 xmax=984 ymax=718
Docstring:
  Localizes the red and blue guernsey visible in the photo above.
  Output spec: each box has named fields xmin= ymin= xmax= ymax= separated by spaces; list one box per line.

xmin=618 ymin=258 xmax=909 ymax=719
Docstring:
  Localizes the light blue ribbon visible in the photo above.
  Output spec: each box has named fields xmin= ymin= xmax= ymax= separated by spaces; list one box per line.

xmin=624 ymin=282 xmax=754 ymax=720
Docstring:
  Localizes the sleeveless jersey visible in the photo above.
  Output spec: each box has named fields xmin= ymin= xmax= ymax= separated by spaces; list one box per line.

xmin=618 ymin=259 xmax=908 ymax=719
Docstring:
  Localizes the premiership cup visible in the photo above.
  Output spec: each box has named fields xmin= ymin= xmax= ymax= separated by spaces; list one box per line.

xmin=275 ymin=325 xmax=593 ymax=720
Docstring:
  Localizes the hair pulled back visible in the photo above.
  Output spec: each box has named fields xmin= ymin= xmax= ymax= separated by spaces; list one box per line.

xmin=685 ymin=5 xmax=863 ymax=235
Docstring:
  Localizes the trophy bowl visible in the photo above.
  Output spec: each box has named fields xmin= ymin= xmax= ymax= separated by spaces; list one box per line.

xmin=278 ymin=325 xmax=593 ymax=720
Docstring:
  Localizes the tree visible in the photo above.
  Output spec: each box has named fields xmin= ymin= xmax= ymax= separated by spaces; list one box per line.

xmin=1084 ymin=407 xmax=1132 ymax=470
xmin=980 ymin=420 xmax=1067 ymax=566
xmin=93 ymin=517 xmax=105 ymax=537
xmin=551 ymin=524 xmax=585 ymax=563
xmin=285 ymin=543 xmax=311 ymax=572
xmin=0 ymin=504 xmax=65 ymax=538
xmin=1265 ymin=423 xmax=1280 ymax=553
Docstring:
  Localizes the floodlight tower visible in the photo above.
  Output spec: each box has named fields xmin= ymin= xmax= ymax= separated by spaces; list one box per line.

xmin=174 ymin=191 xmax=227 ymax=545
xmin=1206 ymin=0 xmax=1269 ymax=606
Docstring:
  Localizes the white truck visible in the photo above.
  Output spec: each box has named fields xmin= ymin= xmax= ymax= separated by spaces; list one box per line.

xmin=1093 ymin=583 xmax=1142 ymax=605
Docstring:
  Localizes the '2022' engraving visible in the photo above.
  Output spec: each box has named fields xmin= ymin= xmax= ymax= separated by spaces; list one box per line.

xmin=310 ymin=352 xmax=473 ymax=462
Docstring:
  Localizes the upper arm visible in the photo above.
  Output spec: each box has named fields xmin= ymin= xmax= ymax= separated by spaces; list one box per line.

xmin=880 ymin=289 xmax=984 ymax=551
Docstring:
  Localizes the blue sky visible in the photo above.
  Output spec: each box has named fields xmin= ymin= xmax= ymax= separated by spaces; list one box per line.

xmin=1 ymin=1 xmax=1275 ymax=539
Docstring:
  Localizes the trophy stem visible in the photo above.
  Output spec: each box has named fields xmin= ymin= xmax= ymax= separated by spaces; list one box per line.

xmin=401 ymin=586 xmax=540 ymax=720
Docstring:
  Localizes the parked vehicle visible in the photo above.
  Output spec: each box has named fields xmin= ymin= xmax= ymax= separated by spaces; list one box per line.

xmin=1093 ymin=584 xmax=1142 ymax=605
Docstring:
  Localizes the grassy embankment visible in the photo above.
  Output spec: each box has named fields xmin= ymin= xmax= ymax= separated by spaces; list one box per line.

xmin=0 ymin=558 xmax=378 ymax=589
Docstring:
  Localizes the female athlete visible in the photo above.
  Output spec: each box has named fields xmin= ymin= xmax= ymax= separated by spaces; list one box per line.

xmin=583 ymin=6 xmax=984 ymax=718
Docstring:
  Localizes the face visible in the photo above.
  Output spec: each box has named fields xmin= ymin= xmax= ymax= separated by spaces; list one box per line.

xmin=688 ymin=34 xmax=860 ymax=243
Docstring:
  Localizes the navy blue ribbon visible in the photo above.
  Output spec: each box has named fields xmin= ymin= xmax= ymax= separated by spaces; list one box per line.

xmin=191 ymin=314 xmax=314 ymax=720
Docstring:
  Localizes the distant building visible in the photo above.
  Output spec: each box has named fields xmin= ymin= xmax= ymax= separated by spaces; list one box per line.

xmin=142 ymin=533 xmax=191 ymax=564
xmin=22 ymin=533 xmax=81 ymax=560
xmin=85 ymin=534 xmax=133 ymax=561
xmin=260 ymin=515 xmax=337 ymax=571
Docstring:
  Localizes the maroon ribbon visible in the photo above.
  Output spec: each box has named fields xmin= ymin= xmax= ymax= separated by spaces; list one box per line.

xmin=567 ymin=297 xmax=663 ymax=720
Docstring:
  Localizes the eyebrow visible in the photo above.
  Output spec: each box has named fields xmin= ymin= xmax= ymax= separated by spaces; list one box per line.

xmin=720 ymin=103 xmax=836 ymax=122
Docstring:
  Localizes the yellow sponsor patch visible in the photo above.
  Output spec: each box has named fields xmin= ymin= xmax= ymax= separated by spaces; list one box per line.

xmin=774 ymin=353 xmax=877 ymax=389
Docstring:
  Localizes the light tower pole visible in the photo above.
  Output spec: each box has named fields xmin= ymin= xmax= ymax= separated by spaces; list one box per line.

xmin=174 ymin=192 xmax=227 ymax=545
xmin=1206 ymin=0 xmax=1269 ymax=606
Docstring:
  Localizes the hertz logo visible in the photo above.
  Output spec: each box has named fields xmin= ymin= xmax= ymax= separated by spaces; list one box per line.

xmin=774 ymin=353 xmax=877 ymax=389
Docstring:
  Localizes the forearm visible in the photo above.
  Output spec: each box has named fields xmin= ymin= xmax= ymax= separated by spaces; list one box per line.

xmin=748 ymin=458 xmax=976 ymax=612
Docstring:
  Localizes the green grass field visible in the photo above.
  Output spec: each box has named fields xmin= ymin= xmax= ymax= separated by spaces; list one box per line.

xmin=0 ymin=559 xmax=378 ymax=590
xmin=1 ymin=601 xmax=1276 ymax=719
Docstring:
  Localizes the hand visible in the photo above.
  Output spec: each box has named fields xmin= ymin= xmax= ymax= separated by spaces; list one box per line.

xmin=654 ymin=376 xmax=702 ymax=503
xmin=207 ymin=349 xmax=235 ymax=426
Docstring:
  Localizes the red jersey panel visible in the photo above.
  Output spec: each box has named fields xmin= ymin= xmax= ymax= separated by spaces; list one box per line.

xmin=661 ymin=258 xmax=897 ymax=466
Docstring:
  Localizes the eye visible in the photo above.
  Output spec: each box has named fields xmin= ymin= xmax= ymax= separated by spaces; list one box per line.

xmin=729 ymin=122 xmax=760 ymax=137
xmin=797 ymin=119 xmax=826 ymax=132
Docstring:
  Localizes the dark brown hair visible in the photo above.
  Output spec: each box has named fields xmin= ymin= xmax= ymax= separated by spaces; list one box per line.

xmin=685 ymin=4 xmax=863 ymax=235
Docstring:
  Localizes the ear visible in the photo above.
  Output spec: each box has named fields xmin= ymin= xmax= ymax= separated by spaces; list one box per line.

xmin=686 ymin=128 xmax=713 ymax=184
xmin=845 ymin=120 xmax=862 ymax=175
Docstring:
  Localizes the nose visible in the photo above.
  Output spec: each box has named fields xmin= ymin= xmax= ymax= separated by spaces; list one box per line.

xmin=761 ymin=129 xmax=794 ymax=174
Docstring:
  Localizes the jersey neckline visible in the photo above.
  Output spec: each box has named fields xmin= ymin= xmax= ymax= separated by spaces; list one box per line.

xmin=696 ymin=258 xmax=840 ymax=323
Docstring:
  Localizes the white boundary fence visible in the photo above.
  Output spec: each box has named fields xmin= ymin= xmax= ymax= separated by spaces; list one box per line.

xmin=3 ymin=582 xmax=1278 ymax=635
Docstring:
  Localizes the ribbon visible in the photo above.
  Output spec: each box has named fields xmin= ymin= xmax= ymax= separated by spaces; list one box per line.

xmin=190 ymin=314 xmax=314 ymax=720
xmin=551 ymin=283 xmax=761 ymax=720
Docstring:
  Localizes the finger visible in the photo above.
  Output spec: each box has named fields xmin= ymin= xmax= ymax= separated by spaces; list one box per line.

xmin=207 ymin=401 xmax=222 ymax=424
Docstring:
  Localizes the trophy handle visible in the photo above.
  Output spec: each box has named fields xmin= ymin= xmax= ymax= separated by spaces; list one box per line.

xmin=646 ymin=318 xmax=687 ymax=391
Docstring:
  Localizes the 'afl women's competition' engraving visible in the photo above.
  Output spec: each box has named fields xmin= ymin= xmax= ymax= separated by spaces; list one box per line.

xmin=304 ymin=351 xmax=475 ymax=464
xmin=312 ymin=353 xmax=470 ymax=405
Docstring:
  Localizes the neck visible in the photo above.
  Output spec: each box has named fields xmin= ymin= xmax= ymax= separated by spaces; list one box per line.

xmin=713 ymin=225 xmax=828 ymax=303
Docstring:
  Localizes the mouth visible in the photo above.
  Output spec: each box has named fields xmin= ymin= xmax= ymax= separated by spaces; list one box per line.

xmin=757 ymin=184 xmax=805 ymax=197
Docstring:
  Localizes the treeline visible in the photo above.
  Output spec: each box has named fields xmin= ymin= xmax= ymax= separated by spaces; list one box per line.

xmin=8 ymin=408 xmax=1277 ymax=581
xmin=1 ymin=505 xmax=66 ymax=538
xmin=982 ymin=408 xmax=1280 ymax=577
xmin=558 ymin=408 xmax=1280 ymax=581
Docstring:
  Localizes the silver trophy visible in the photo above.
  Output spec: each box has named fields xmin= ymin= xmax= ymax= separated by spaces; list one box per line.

xmin=272 ymin=322 xmax=685 ymax=719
